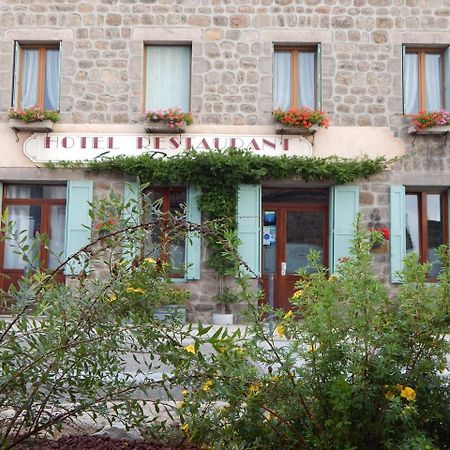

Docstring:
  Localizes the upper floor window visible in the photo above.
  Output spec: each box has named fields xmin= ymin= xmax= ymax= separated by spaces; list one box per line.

xmin=403 ymin=47 xmax=447 ymax=114
xmin=12 ymin=43 xmax=60 ymax=111
xmin=145 ymin=45 xmax=191 ymax=112
xmin=274 ymin=46 xmax=318 ymax=110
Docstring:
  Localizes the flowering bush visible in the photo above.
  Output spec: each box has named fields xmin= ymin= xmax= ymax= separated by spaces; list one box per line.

xmin=411 ymin=110 xmax=450 ymax=130
xmin=8 ymin=108 xmax=60 ymax=123
xmin=145 ymin=108 xmax=193 ymax=128
xmin=273 ymin=107 xmax=330 ymax=129
xmin=175 ymin=222 xmax=449 ymax=449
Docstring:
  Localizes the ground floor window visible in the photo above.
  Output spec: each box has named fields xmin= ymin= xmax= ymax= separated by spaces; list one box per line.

xmin=0 ymin=184 xmax=66 ymax=290
xmin=144 ymin=187 xmax=187 ymax=275
xmin=405 ymin=190 xmax=448 ymax=279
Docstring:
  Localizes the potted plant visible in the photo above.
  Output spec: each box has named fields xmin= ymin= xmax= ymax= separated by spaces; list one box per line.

xmin=212 ymin=286 xmax=240 ymax=325
xmin=408 ymin=110 xmax=450 ymax=135
xmin=273 ymin=107 xmax=330 ymax=135
xmin=144 ymin=108 xmax=193 ymax=134
xmin=9 ymin=108 xmax=60 ymax=133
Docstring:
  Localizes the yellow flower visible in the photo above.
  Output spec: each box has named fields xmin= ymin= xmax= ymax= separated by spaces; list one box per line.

xmin=307 ymin=344 xmax=318 ymax=352
xmin=269 ymin=375 xmax=279 ymax=382
xmin=292 ymin=290 xmax=303 ymax=299
xmin=184 ymin=344 xmax=196 ymax=354
xmin=144 ymin=257 xmax=156 ymax=264
xmin=107 ymin=293 xmax=117 ymax=303
xmin=396 ymin=384 xmax=404 ymax=392
xmin=125 ymin=287 xmax=145 ymax=294
xmin=248 ymin=382 xmax=260 ymax=395
xmin=283 ymin=310 xmax=294 ymax=319
xmin=202 ymin=380 xmax=213 ymax=392
xmin=235 ymin=346 xmax=245 ymax=354
xmin=182 ymin=389 xmax=189 ymax=397
xmin=384 ymin=391 xmax=395 ymax=400
xmin=329 ymin=275 xmax=338 ymax=282
xmin=180 ymin=423 xmax=189 ymax=433
xmin=276 ymin=324 xmax=285 ymax=337
xmin=400 ymin=386 xmax=416 ymax=402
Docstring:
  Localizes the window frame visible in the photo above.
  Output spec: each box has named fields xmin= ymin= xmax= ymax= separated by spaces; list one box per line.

xmin=274 ymin=45 xmax=319 ymax=110
xmin=403 ymin=46 xmax=446 ymax=115
xmin=405 ymin=189 xmax=448 ymax=279
xmin=13 ymin=42 xmax=61 ymax=111
xmin=143 ymin=44 xmax=192 ymax=112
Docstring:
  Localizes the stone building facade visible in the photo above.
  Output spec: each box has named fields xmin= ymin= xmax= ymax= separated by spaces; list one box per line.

xmin=0 ymin=0 xmax=449 ymax=321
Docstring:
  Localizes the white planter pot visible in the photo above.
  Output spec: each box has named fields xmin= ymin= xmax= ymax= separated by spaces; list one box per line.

xmin=408 ymin=125 xmax=450 ymax=135
xmin=212 ymin=313 xmax=234 ymax=325
xmin=144 ymin=121 xmax=186 ymax=134
xmin=275 ymin=123 xmax=320 ymax=135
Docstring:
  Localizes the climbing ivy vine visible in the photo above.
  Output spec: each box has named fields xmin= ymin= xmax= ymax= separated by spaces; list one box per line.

xmin=60 ymin=148 xmax=389 ymax=275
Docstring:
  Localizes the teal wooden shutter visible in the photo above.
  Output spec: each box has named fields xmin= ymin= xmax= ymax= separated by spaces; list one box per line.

xmin=330 ymin=185 xmax=359 ymax=273
xmin=146 ymin=46 xmax=191 ymax=111
xmin=444 ymin=46 xmax=450 ymax=110
xmin=237 ymin=185 xmax=261 ymax=277
xmin=64 ymin=181 xmax=93 ymax=275
xmin=186 ymin=185 xmax=201 ymax=280
xmin=390 ymin=185 xmax=406 ymax=283
xmin=316 ymin=43 xmax=322 ymax=110
xmin=122 ymin=181 xmax=141 ymax=261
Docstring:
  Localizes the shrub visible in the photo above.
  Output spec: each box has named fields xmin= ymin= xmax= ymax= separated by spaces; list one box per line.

xmin=176 ymin=222 xmax=449 ymax=449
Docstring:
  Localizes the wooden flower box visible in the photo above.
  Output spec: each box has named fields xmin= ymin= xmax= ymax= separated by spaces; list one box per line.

xmin=9 ymin=119 xmax=54 ymax=133
xmin=144 ymin=121 xmax=186 ymax=134
xmin=275 ymin=123 xmax=320 ymax=136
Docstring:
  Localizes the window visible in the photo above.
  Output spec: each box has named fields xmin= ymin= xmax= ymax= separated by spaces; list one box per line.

xmin=12 ymin=43 xmax=60 ymax=111
xmin=274 ymin=46 xmax=318 ymax=110
xmin=405 ymin=190 xmax=448 ymax=278
xmin=403 ymin=47 xmax=447 ymax=114
xmin=145 ymin=45 xmax=191 ymax=111
xmin=0 ymin=184 xmax=66 ymax=291
xmin=144 ymin=187 xmax=187 ymax=274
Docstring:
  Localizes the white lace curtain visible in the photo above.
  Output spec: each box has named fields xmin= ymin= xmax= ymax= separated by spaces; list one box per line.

xmin=274 ymin=51 xmax=315 ymax=110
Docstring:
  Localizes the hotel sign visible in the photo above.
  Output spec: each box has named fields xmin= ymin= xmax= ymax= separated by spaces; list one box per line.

xmin=23 ymin=133 xmax=313 ymax=162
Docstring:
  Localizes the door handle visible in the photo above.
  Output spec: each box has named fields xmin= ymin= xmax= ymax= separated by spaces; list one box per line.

xmin=281 ymin=262 xmax=286 ymax=276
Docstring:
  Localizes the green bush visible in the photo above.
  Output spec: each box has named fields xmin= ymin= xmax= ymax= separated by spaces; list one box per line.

xmin=176 ymin=223 xmax=449 ymax=449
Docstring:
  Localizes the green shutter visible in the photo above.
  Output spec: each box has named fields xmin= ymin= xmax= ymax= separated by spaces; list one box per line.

xmin=122 ymin=181 xmax=141 ymax=262
xmin=64 ymin=181 xmax=93 ymax=275
xmin=237 ymin=184 xmax=261 ymax=277
xmin=330 ymin=185 xmax=359 ymax=273
xmin=186 ymin=185 xmax=201 ymax=280
xmin=444 ymin=46 xmax=450 ymax=110
xmin=146 ymin=46 xmax=191 ymax=111
xmin=0 ymin=183 xmax=3 ymax=220
xmin=390 ymin=185 xmax=406 ymax=283
xmin=316 ymin=43 xmax=322 ymax=110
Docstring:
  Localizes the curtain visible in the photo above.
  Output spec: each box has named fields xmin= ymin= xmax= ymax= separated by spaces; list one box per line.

xmin=425 ymin=53 xmax=442 ymax=111
xmin=44 ymin=49 xmax=60 ymax=110
xmin=298 ymin=52 xmax=315 ymax=109
xmin=48 ymin=205 xmax=66 ymax=269
xmin=20 ymin=49 xmax=39 ymax=109
xmin=274 ymin=51 xmax=291 ymax=110
xmin=3 ymin=205 xmax=40 ymax=270
xmin=404 ymin=53 xmax=419 ymax=114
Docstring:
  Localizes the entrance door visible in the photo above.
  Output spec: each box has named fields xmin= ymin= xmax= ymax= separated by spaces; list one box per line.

xmin=262 ymin=189 xmax=328 ymax=311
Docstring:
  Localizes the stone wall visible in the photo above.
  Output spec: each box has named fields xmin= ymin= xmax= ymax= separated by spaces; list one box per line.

xmin=1 ymin=0 xmax=449 ymax=134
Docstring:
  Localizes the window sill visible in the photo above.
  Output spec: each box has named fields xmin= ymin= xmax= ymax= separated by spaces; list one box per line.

xmin=144 ymin=121 xmax=186 ymax=134
xmin=275 ymin=123 xmax=320 ymax=135
xmin=408 ymin=125 xmax=450 ymax=135
xmin=9 ymin=119 xmax=54 ymax=133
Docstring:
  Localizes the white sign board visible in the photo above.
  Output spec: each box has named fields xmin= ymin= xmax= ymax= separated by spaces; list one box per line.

xmin=23 ymin=133 xmax=313 ymax=162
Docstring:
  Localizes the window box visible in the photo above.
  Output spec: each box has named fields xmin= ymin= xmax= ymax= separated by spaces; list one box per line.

xmin=8 ymin=119 xmax=54 ymax=133
xmin=408 ymin=125 xmax=450 ymax=135
xmin=144 ymin=120 xmax=187 ymax=134
xmin=275 ymin=123 xmax=320 ymax=135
